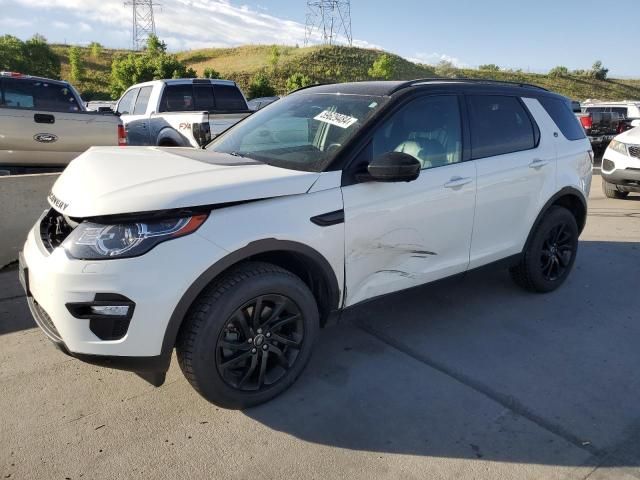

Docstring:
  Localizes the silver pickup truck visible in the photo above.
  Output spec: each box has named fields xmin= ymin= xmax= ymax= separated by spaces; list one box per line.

xmin=116 ymin=79 xmax=252 ymax=148
xmin=0 ymin=72 xmax=124 ymax=171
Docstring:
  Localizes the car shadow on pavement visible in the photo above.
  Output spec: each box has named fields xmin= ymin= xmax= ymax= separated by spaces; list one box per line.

xmin=244 ymin=240 xmax=640 ymax=467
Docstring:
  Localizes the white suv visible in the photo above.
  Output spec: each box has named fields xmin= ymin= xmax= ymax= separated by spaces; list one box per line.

xmin=20 ymin=80 xmax=593 ymax=408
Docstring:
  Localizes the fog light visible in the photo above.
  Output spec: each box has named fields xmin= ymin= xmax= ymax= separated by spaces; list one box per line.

xmin=90 ymin=305 xmax=130 ymax=317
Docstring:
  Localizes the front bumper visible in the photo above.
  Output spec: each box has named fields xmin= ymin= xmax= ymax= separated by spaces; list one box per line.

xmin=601 ymin=148 xmax=640 ymax=190
xmin=19 ymin=212 xmax=228 ymax=378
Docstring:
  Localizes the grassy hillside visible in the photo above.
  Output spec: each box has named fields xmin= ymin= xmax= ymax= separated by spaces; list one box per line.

xmin=51 ymin=43 xmax=640 ymax=102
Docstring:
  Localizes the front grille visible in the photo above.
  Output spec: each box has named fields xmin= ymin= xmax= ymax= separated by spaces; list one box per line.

xmin=39 ymin=209 xmax=74 ymax=252
xmin=628 ymin=145 xmax=640 ymax=159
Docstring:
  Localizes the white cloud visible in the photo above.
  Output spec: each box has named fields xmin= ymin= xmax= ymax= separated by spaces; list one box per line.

xmin=9 ymin=0 xmax=376 ymax=51
xmin=0 ymin=17 xmax=34 ymax=28
xmin=52 ymin=20 xmax=70 ymax=29
xmin=408 ymin=52 xmax=466 ymax=67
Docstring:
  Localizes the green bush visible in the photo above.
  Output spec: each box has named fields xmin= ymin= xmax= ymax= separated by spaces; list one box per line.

xmin=110 ymin=36 xmax=196 ymax=98
xmin=203 ymin=67 xmax=221 ymax=79
xmin=0 ymin=34 xmax=60 ymax=78
xmin=368 ymin=53 xmax=395 ymax=80
xmin=479 ymin=64 xmax=500 ymax=72
xmin=248 ymin=72 xmax=276 ymax=99
xmin=548 ymin=66 xmax=569 ymax=77
xmin=68 ymin=46 xmax=84 ymax=82
xmin=89 ymin=42 xmax=103 ymax=58
xmin=285 ymin=72 xmax=312 ymax=92
xmin=434 ymin=60 xmax=458 ymax=78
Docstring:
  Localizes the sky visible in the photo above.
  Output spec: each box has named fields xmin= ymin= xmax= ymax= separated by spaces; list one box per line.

xmin=1 ymin=0 xmax=639 ymax=76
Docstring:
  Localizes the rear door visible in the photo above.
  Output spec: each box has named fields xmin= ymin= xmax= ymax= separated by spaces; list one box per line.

xmin=468 ymin=94 xmax=557 ymax=269
xmin=0 ymin=77 xmax=117 ymax=166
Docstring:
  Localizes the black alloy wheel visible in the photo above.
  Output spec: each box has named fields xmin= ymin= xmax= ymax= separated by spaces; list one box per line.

xmin=216 ymin=294 xmax=304 ymax=391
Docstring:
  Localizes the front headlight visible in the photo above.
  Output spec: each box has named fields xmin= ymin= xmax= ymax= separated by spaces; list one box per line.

xmin=63 ymin=214 xmax=208 ymax=260
xmin=608 ymin=139 xmax=629 ymax=156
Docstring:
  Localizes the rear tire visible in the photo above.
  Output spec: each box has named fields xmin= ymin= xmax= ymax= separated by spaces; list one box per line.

xmin=510 ymin=206 xmax=579 ymax=293
xmin=176 ymin=261 xmax=319 ymax=409
xmin=602 ymin=178 xmax=629 ymax=199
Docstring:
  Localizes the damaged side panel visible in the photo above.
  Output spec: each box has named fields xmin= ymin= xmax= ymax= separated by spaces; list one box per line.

xmin=342 ymin=161 xmax=477 ymax=306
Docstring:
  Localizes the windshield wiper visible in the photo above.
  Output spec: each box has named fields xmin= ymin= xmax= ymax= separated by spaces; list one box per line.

xmin=229 ymin=151 xmax=246 ymax=158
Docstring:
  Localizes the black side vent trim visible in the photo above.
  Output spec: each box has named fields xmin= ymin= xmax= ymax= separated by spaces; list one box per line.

xmin=311 ymin=210 xmax=344 ymax=227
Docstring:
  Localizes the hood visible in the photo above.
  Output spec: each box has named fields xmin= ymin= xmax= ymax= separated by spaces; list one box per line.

xmin=50 ymin=147 xmax=321 ymax=217
xmin=617 ymin=126 xmax=640 ymax=144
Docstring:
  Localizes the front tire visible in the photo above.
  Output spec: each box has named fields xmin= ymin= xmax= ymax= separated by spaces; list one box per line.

xmin=602 ymin=178 xmax=629 ymax=199
xmin=510 ymin=206 xmax=579 ymax=293
xmin=177 ymin=262 xmax=319 ymax=409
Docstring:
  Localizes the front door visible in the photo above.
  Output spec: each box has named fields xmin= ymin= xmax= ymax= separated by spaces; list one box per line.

xmin=342 ymin=94 xmax=477 ymax=306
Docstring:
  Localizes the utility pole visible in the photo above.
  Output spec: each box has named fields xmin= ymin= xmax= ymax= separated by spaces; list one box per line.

xmin=124 ymin=0 xmax=158 ymax=50
xmin=304 ymin=0 xmax=352 ymax=46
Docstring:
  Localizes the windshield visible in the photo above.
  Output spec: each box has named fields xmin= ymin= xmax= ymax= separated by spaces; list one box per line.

xmin=206 ymin=93 xmax=386 ymax=171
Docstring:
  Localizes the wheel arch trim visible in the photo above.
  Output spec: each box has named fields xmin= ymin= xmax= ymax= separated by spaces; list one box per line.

xmin=523 ymin=187 xmax=587 ymax=253
xmin=160 ymin=238 xmax=341 ymax=356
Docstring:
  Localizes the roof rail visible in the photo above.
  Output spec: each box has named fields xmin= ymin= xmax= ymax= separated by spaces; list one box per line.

xmin=288 ymin=82 xmax=334 ymax=95
xmin=390 ymin=78 xmax=549 ymax=94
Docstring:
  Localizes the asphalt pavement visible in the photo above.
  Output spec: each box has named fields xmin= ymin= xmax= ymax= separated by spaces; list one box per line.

xmin=1 ymin=174 xmax=639 ymax=480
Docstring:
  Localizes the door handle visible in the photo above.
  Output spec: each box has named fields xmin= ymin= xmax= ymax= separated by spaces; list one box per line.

xmin=444 ymin=176 xmax=473 ymax=189
xmin=34 ymin=113 xmax=55 ymax=124
xmin=529 ymin=158 xmax=549 ymax=169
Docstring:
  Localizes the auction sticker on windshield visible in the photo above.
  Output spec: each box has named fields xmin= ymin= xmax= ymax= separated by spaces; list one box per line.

xmin=314 ymin=110 xmax=358 ymax=129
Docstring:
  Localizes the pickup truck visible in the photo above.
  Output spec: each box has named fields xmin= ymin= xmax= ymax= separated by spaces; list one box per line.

xmin=0 ymin=72 xmax=125 ymax=171
xmin=572 ymin=101 xmax=623 ymax=152
xmin=116 ymin=79 xmax=252 ymax=148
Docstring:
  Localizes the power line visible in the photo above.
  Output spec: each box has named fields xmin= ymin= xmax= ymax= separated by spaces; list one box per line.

xmin=124 ymin=0 xmax=158 ymax=50
xmin=304 ymin=0 xmax=352 ymax=46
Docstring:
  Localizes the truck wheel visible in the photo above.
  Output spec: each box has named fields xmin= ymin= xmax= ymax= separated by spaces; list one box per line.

xmin=602 ymin=178 xmax=629 ymax=199
xmin=510 ymin=206 xmax=579 ymax=293
xmin=177 ymin=261 xmax=319 ymax=409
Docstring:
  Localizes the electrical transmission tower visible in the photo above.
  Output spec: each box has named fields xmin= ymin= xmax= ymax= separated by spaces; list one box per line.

xmin=124 ymin=0 xmax=158 ymax=50
xmin=304 ymin=0 xmax=352 ymax=46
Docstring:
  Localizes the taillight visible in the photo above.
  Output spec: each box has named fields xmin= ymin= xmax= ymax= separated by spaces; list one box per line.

xmin=580 ymin=115 xmax=592 ymax=130
xmin=117 ymin=124 xmax=127 ymax=146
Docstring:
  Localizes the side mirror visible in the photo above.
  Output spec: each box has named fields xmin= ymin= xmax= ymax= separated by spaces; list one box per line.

xmin=367 ymin=151 xmax=421 ymax=182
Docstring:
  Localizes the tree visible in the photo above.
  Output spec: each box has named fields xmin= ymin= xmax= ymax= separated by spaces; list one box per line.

xmin=479 ymin=64 xmax=500 ymax=72
xmin=368 ymin=54 xmax=395 ymax=80
xmin=434 ymin=60 xmax=458 ymax=78
xmin=89 ymin=42 xmax=103 ymax=58
xmin=0 ymin=34 xmax=60 ymax=78
xmin=590 ymin=60 xmax=608 ymax=80
xmin=548 ymin=65 xmax=569 ymax=77
xmin=68 ymin=46 xmax=84 ymax=82
xmin=203 ymin=67 xmax=220 ymax=79
xmin=248 ymin=72 xmax=275 ymax=99
xmin=269 ymin=45 xmax=280 ymax=71
xmin=109 ymin=36 xmax=196 ymax=98
xmin=286 ymin=72 xmax=312 ymax=92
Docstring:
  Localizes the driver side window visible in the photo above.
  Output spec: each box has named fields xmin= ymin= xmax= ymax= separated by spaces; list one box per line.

xmin=372 ymin=95 xmax=462 ymax=169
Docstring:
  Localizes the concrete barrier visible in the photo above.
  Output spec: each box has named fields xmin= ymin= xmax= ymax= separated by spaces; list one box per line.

xmin=0 ymin=173 xmax=60 ymax=268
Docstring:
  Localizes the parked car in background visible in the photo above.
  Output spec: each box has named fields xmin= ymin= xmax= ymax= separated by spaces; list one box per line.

xmin=86 ymin=100 xmax=116 ymax=113
xmin=583 ymin=101 xmax=640 ymax=127
xmin=601 ymin=126 xmax=640 ymax=198
xmin=0 ymin=72 xmax=125 ymax=170
xmin=247 ymin=96 xmax=279 ymax=111
xmin=20 ymin=79 xmax=592 ymax=408
xmin=116 ymin=79 xmax=252 ymax=148
xmin=573 ymin=101 xmax=623 ymax=152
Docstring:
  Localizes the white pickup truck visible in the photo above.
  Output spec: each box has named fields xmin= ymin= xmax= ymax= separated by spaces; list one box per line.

xmin=116 ymin=79 xmax=253 ymax=148
xmin=0 ymin=72 xmax=125 ymax=172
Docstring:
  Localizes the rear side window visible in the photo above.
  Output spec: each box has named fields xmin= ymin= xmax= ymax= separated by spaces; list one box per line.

xmin=2 ymin=78 xmax=81 ymax=112
xmin=467 ymin=95 xmax=537 ymax=159
xmin=160 ymin=84 xmax=194 ymax=112
xmin=194 ymin=85 xmax=215 ymax=111
xmin=213 ymin=84 xmax=246 ymax=111
xmin=133 ymin=86 xmax=152 ymax=115
xmin=539 ymin=97 xmax=586 ymax=141
xmin=610 ymin=107 xmax=628 ymax=117
xmin=117 ymin=88 xmax=138 ymax=115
